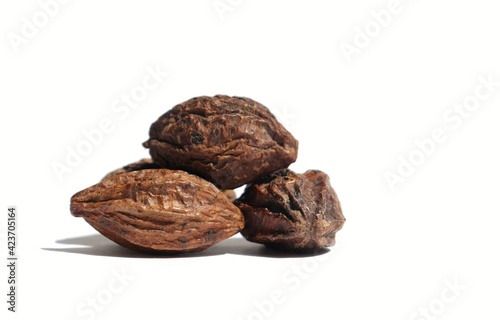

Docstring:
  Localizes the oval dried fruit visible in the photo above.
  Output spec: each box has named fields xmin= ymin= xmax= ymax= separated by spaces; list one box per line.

xmin=236 ymin=169 xmax=345 ymax=253
xmin=70 ymin=169 xmax=245 ymax=254
xmin=143 ymin=95 xmax=299 ymax=189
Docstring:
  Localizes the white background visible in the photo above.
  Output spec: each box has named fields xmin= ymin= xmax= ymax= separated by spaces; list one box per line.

xmin=1 ymin=1 xmax=500 ymax=319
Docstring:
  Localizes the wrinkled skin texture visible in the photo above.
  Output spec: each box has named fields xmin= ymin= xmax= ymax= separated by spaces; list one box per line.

xmin=101 ymin=158 xmax=236 ymax=201
xmin=236 ymin=169 xmax=345 ymax=253
xmin=71 ymin=169 xmax=244 ymax=254
xmin=101 ymin=158 xmax=160 ymax=181
xmin=143 ymin=95 xmax=298 ymax=189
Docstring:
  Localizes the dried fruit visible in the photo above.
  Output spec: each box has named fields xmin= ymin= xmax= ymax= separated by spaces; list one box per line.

xmin=70 ymin=169 xmax=244 ymax=254
xmin=101 ymin=158 xmax=160 ymax=181
xmin=102 ymin=158 xmax=237 ymax=201
xmin=70 ymin=94 xmax=346 ymax=257
xmin=236 ymin=169 xmax=345 ymax=253
xmin=143 ymin=95 xmax=299 ymax=189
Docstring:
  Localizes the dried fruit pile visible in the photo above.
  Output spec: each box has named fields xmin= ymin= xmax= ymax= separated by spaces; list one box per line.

xmin=70 ymin=95 xmax=345 ymax=254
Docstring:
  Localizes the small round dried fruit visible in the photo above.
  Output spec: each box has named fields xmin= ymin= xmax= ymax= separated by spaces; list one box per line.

xmin=236 ymin=169 xmax=345 ymax=253
xmin=143 ymin=95 xmax=299 ymax=189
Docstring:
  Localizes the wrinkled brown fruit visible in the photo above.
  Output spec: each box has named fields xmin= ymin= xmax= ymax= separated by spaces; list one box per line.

xmin=71 ymin=169 xmax=245 ymax=254
xmin=101 ymin=158 xmax=236 ymax=201
xmin=236 ymin=169 xmax=345 ymax=253
xmin=143 ymin=95 xmax=299 ymax=189
xmin=101 ymin=158 xmax=160 ymax=181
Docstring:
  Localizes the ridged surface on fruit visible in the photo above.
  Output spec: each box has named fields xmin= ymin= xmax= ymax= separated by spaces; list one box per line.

xmin=143 ymin=95 xmax=298 ymax=189
xmin=236 ymin=169 xmax=345 ymax=252
xmin=71 ymin=169 xmax=245 ymax=254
